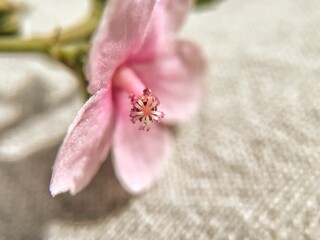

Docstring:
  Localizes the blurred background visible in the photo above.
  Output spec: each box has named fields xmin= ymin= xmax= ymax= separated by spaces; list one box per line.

xmin=0 ymin=0 xmax=320 ymax=239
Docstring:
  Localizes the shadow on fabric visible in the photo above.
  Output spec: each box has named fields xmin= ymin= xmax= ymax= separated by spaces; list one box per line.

xmin=0 ymin=144 xmax=131 ymax=240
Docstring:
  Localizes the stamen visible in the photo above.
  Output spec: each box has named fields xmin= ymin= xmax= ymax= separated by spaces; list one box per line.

xmin=129 ymin=88 xmax=165 ymax=131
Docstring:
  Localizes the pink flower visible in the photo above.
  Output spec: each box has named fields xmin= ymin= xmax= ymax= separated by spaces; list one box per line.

xmin=49 ymin=0 xmax=205 ymax=196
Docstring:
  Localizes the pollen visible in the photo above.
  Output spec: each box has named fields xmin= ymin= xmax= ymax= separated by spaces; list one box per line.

xmin=129 ymin=88 xmax=165 ymax=131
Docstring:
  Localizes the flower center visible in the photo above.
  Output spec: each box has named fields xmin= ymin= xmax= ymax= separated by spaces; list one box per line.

xmin=113 ymin=66 xmax=165 ymax=131
xmin=129 ymin=88 xmax=165 ymax=131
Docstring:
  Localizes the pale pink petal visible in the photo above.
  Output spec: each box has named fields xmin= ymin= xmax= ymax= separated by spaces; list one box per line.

xmin=86 ymin=0 xmax=158 ymax=94
xmin=112 ymin=90 xmax=171 ymax=194
xmin=127 ymin=1 xmax=167 ymax=63
xmin=128 ymin=0 xmax=194 ymax=62
xmin=50 ymin=88 xmax=114 ymax=196
xmin=166 ymin=0 xmax=195 ymax=32
xmin=132 ymin=40 xmax=206 ymax=124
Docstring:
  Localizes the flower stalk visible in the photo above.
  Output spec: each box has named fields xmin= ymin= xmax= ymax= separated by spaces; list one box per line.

xmin=0 ymin=0 xmax=105 ymax=75
xmin=0 ymin=0 xmax=20 ymax=35
xmin=0 ymin=0 xmax=105 ymax=100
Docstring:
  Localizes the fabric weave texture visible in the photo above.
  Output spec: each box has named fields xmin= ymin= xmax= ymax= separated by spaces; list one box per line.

xmin=0 ymin=0 xmax=320 ymax=239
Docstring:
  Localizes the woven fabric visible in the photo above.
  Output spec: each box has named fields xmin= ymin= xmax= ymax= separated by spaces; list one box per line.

xmin=1 ymin=0 xmax=320 ymax=239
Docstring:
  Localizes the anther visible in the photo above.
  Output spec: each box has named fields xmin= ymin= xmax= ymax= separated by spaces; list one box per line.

xmin=129 ymin=88 xmax=165 ymax=131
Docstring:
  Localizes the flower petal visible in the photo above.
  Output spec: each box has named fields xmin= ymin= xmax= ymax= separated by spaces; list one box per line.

xmin=50 ymin=88 xmax=114 ymax=196
xmin=112 ymin=90 xmax=171 ymax=194
xmin=128 ymin=0 xmax=194 ymax=62
xmin=86 ymin=0 xmax=158 ymax=94
xmin=132 ymin=40 xmax=206 ymax=124
xmin=166 ymin=0 xmax=194 ymax=32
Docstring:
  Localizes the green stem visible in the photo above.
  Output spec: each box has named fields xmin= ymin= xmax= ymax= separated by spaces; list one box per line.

xmin=0 ymin=37 xmax=52 ymax=52
xmin=0 ymin=0 xmax=16 ymax=12
xmin=58 ymin=0 xmax=103 ymax=43
xmin=0 ymin=14 xmax=19 ymax=34
xmin=0 ymin=0 xmax=20 ymax=35
xmin=0 ymin=0 xmax=104 ymax=52
xmin=0 ymin=0 xmax=104 ymax=100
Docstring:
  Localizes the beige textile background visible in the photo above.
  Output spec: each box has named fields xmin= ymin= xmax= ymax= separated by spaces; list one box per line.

xmin=0 ymin=0 xmax=320 ymax=239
